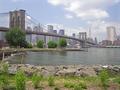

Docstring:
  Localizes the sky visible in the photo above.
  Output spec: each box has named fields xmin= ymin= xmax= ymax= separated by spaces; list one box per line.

xmin=0 ymin=0 xmax=120 ymax=41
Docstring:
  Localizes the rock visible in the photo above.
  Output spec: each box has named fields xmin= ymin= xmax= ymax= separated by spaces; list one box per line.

xmin=8 ymin=65 xmax=17 ymax=75
xmin=75 ymin=67 xmax=97 ymax=77
xmin=55 ymin=69 xmax=76 ymax=76
xmin=113 ymin=66 xmax=120 ymax=72
xmin=41 ymin=69 xmax=51 ymax=76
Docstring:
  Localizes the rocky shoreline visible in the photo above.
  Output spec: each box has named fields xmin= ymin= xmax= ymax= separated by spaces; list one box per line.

xmin=7 ymin=64 xmax=120 ymax=77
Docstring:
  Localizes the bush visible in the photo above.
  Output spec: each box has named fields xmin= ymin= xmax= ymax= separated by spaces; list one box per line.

xmin=48 ymin=76 xmax=55 ymax=86
xmin=37 ymin=40 xmax=44 ymax=48
xmin=48 ymin=41 xmax=57 ymax=48
xmin=99 ymin=69 xmax=109 ymax=90
xmin=59 ymin=38 xmax=67 ymax=48
xmin=114 ymin=76 xmax=120 ymax=84
xmin=15 ymin=71 xmax=26 ymax=90
xmin=32 ymin=73 xmax=43 ymax=88
xmin=78 ymin=82 xmax=87 ymax=89
xmin=27 ymin=43 xmax=33 ymax=48
xmin=64 ymin=81 xmax=87 ymax=90
xmin=64 ymin=82 xmax=75 ymax=88
xmin=0 ymin=62 xmax=9 ymax=89
xmin=74 ymin=85 xmax=83 ymax=90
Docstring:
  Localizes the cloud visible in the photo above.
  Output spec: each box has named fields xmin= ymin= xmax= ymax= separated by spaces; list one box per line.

xmin=48 ymin=0 xmax=119 ymax=20
xmin=65 ymin=14 xmax=73 ymax=19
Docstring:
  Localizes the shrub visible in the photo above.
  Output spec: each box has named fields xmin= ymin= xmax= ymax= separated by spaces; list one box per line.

xmin=59 ymin=38 xmax=67 ymax=48
xmin=74 ymin=85 xmax=83 ymax=90
xmin=15 ymin=71 xmax=26 ymax=90
xmin=48 ymin=76 xmax=55 ymax=86
xmin=1 ymin=62 xmax=9 ymax=75
xmin=99 ymin=69 xmax=109 ymax=90
xmin=64 ymin=81 xmax=75 ymax=88
xmin=37 ymin=40 xmax=44 ymax=48
xmin=48 ymin=41 xmax=57 ymax=48
xmin=0 ymin=74 xmax=9 ymax=89
xmin=114 ymin=76 xmax=120 ymax=84
xmin=78 ymin=82 xmax=87 ymax=89
xmin=0 ymin=62 xmax=9 ymax=89
xmin=27 ymin=43 xmax=33 ymax=48
xmin=32 ymin=73 xmax=43 ymax=88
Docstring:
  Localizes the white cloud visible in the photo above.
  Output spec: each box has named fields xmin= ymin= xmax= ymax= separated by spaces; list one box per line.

xmin=48 ymin=0 xmax=120 ymax=41
xmin=48 ymin=0 xmax=119 ymax=20
xmin=65 ymin=14 xmax=73 ymax=19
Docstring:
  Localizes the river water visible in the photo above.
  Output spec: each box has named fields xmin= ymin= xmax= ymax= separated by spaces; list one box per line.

xmin=7 ymin=48 xmax=120 ymax=65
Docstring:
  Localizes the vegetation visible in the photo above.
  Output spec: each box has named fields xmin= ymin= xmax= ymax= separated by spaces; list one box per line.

xmin=0 ymin=62 xmax=120 ymax=90
xmin=54 ymin=87 xmax=60 ymax=90
xmin=37 ymin=40 xmax=44 ymax=48
xmin=48 ymin=76 xmax=55 ymax=86
xmin=48 ymin=41 xmax=57 ymax=48
xmin=99 ymin=69 xmax=109 ymax=90
xmin=0 ymin=62 xmax=9 ymax=89
xmin=59 ymin=38 xmax=67 ymax=48
xmin=32 ymin=73 xmax=43 ymax=88
xmin=5 ymin=27 xmax=26 ymax=47
xmin=15 ymin=71 xmax=26 ymax=90
xmin=27 ymin=43 xmax=33 ymax=48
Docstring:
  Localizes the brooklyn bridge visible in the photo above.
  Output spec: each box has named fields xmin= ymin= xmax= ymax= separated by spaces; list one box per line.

xmin=0 ymin=9 xmax=96 ymax=48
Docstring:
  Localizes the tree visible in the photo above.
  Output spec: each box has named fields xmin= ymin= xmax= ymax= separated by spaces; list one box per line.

xmin=59 ymin=38 xmax=67 ymax=48
xmin=5 ymin=27 xmax=26 ymax=47
xmin=48 ymin=41 xmax=57 ymax=48
xmin=37 ymin=40 xmax=44 ymax=48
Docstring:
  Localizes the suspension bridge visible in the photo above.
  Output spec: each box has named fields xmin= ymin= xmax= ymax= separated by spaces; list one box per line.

xmin=0 ymin=9 xmax=96 ymax=48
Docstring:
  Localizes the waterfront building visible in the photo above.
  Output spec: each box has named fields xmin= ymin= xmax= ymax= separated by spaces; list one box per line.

xmin=70 ymin=33 xmax=78 ymax=47
xmin=53 ymin=30 xmax=58 ymax=42
xmin=59 ymin=29 xmax=65 ymax=35
xmin=26 ymin=26 xmax=32 ymax=44
xmin=113 ymin=40 xmax=120 ymax=46
xmin=100 ymin=40 xmax=112 ymax=47
xmin=46 ymin=25 xmax=54 ymax=46
xmin=94 ymin=37 xmax=98 ymax=44
xmin=107 ymin=26 xmax=117 ymax=43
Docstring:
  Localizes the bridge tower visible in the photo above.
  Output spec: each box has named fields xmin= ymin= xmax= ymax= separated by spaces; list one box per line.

xmin=79 ymin=32 xmax=87 ymax=48
xmin=9 ymin=9 xmax=25 ymax=31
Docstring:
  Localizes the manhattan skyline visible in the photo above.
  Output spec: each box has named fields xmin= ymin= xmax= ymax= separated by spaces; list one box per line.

xmin=0 ymin=0 xmax=120 ymax=41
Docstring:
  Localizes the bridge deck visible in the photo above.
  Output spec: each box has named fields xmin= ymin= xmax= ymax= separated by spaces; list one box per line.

xmin=0 ymin=27 xmax=95 ymax=44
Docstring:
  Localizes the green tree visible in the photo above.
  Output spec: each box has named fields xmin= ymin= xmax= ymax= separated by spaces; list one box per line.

xmin=59 ymin=38 xmax=67 ymax=48
xmin=37 ymin=40 xmax=44 ymax=48
xmin=5 ymin=27 xmax=26 ymax=47
xmin=48 ymin=41 xmax=57 ymax=48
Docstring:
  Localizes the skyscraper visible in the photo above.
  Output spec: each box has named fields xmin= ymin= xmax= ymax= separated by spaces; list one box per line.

xmin=107 ymin=26 xmax=117 ymax=43
xmin=46 ymin=25 xmax=54 ymax=46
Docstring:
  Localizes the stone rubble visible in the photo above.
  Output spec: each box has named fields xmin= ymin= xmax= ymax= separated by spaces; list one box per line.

xmin=6 ymin=64 xmax=120 ymax=77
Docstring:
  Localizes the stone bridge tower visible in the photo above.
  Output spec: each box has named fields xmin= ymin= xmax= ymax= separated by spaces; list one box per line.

xmin=79 ymin=32 xmax=87 ymax=48
xmin=9 ymin=9 xmax=25 ymax=31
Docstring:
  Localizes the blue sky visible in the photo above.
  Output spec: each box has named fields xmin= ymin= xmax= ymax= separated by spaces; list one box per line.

xmin=0 ymin=0 xmax=120 ymax=41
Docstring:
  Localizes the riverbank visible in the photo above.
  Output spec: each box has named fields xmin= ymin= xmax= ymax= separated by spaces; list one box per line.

xmin=8 ymin=64 xmax=120 ymax=77
xmin=0 ymin=48 xmax=85 ymax=52
xmin=0 ymin=62 xmax=120 ymax=90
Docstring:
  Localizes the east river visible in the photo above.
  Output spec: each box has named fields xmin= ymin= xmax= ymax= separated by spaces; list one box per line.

xmin=7 ymin=48 xmax=120 ymax=65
